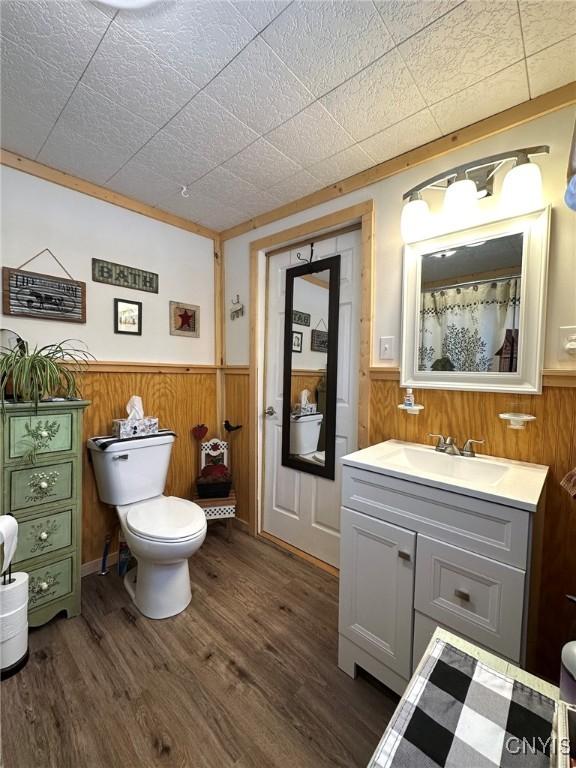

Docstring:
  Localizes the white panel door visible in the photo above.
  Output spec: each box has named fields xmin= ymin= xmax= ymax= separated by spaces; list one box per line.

xmin=339 ymin=507 xmax=416 ymax=680
xmin=262 ymin=231 xmax=361 ymax=566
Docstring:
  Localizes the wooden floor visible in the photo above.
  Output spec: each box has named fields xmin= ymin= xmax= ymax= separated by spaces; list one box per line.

xmin=1 ymin=529 xmax=397 ymax=768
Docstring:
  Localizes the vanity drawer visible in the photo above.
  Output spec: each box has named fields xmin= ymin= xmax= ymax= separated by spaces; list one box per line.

xmin=12 ymin=509 xmax=73 ymax=565
xmin=6 ymin=411 xmax=75 ymax=461
xmin=27 ymin=556 xmax=73 ymax=611
xmin=342 ymin=466 xmax=531 ymax=568
xmin=414 ymin=535 xmax=525 ymax=661
xmin=9 ymin=460 xmax=74 ymax=512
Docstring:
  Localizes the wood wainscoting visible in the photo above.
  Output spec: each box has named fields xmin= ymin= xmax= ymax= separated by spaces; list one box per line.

xmin=223 ymin=367 xmax=250 ymax=526
xmin=369 ymin=376 xmax=576 ymax=682
xmin=79 ymin=366 xmax=218 ymax=564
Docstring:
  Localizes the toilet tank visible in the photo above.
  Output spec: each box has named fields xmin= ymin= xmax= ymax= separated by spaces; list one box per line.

xmin=87 ymin=431 xmax=175 ymax=505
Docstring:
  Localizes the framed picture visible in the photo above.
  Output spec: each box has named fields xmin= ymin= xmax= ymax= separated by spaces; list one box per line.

xmin=292 ymin=330 xmax=303 ymax=353
xmin=93 ymin=258 xmax=158 ymax=293
xmin=114 ymin=298 xmax=142 ymax=335
xmin=310 ymin=328 xmax=328 ymax=353
xmin=170 ymin=301 xmax=200 ymax=337
xmin=2 ymin=267 xmax=86 ymax=323
xmin=292 ymin=310 xmax=310 ymax=327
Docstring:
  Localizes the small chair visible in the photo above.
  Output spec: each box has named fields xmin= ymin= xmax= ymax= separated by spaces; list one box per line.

xmin=193 ymin=439 xmax=236 ymax=541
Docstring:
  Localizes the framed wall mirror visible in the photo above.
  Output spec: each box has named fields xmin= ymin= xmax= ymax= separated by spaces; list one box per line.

xmin=401 ymin=207 xmax=550 ymax=393
xmin=282 ymin=255 xmax=340 ymax=479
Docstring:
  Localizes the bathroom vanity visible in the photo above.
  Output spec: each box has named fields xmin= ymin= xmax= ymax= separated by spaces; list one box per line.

xmin=338 ymin=439 xmax=548 ymax=695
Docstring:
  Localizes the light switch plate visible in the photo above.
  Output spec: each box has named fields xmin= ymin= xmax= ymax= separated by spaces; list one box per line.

xmin=379 ymin=336 xmax=395 ymax=360
xmin=558 ymin=326 xmax=576 ymax=362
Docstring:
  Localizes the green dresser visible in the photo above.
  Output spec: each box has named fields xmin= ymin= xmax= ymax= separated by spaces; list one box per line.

xmin=1 ymin=400 xmax=89 ymax=627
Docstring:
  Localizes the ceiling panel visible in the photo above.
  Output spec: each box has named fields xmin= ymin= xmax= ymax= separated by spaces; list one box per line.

xmin=308 ymin=145 xmax=373 ymax=186
xmin=0 ymin=101 xmax=54 ymax=158
xmin=158 ymin=187 xmax=256 ymax=231
xmin=321 ymin=48 xmax=426 ymax=141
xmin=359 ymin=108 xmax=441 ymax=163
xmin=373 ymin=0 xmax=462 ymax=44
xmin=430 ymin=62 xmax=529 ymax=135
xmin=185 ymin=166 xmax=262 ymax=210
xmin=132 ymin=131 xmax=215 ymax=185
xmin=205 ymin=36 xmax=315 ymax=133
xmin=267 ymin=169 xmax=322 ymax=205
xmin=222 ymin=138 xmax=301 ymax=189
xmin=399 ymin=0 xmax=525 ymax=104
xmin=519 ymin=1 xmax=576 ymax=56
xmin=262 ymin=0 xmax=394 ymax=96
xmin=81 ymin=24 xmax=199 ymax=129
xmin=0 ymin=0 xmax=111 ymax=79
xmin=232 ymin=0 xmax=290 ymax=32
xmin=526 ymin=35 xmax=576 ymax=98
xmin=106 ymin=158 xmax=178 ymax=207
xmin=266 ymin=102 xmax=355 ymax=166
xmin=113 ymin=0 xmax=257 ymax=89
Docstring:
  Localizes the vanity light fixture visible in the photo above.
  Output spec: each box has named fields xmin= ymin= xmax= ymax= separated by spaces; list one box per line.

xmin=401 ymin=146 xmax=549 ymax=243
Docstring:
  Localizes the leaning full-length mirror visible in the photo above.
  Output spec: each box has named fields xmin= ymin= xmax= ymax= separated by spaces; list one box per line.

xmin=282 ymin=255 xmax=340 ymax=479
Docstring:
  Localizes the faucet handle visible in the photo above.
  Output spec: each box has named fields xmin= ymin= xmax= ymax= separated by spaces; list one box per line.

xmin=428 ymin=433 xmax=446 ymax=451
xmin=462 ymin=438 xmax=484 ymax=457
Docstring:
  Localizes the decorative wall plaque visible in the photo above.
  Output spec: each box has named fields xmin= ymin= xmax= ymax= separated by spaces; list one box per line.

xmin=169 ymin=301 xmax=200 ymax=337
xmin=2 ymin=267 xmax=86 ymax=323
xmin=310 ymin=328 xmax=328 ymax=352
xmin=292 ymin=310 xmax=311 ymax=327
xmin=92 ymin=258 xmax=158 ymax=293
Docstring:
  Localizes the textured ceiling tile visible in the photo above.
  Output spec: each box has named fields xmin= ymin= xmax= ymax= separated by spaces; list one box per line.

xmin=38 ymin=125 xmax=129 ymax=185
xmin=56 ymin=83 xmax=157 ymax=156
xmin=222 ymin=138 xmax=301 ymax=189
xmin=133 ymin=132 xmax=215 ymax=184
xmin=0 ymin=99 xmax=55 ymax=158
xmin=527 ymin=35 xmax=576 ymax=97
xmin=374 ymin=0 xmax=462 ymax=44
xmin=81 ymin=24 xmax=199 ymax=129
xmin=0 ymin=36 xmax=77 ymax=123
xmin=204 ymin=37 xmax=315 ymax=133
xmin=399 ymin=0 xmax=525 ymax=104
xmin=430 ymin=62 xmax=529 ymax=134
xmin=186 ymin=166 xmax=261 ymax=210
xmin=359 ymin=109 xmax=440 ymax=163
xmin=519 ymin=1 xmax=576 ymax=56
xmin=0 ymin=0 xmax=111 ymax=79
xmin=262 ymin=0 xmax=394 ymax=96
xmin=308 ymin=145 xmax=374 ymax=186
xmin=321 ymin=49 xmax=425 ymax=141
xmin=267 ymin=169 xmax=322 ymax=204
xmin=163 ymin=92 xmax=259 ymax=167
xmin=106 ymin=159 xmax=178 ymax=207
xmin=232 ymin=0 xmax=290 ymax=31
xmin=114 ymin=0 xmax=257 ymax=89
xmin=157 ymin=189 xmax=244 ymax=230
xmin=266 ymin=102 xmax=354 ymax=166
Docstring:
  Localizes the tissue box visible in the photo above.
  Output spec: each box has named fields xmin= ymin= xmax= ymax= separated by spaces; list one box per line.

xmin=112 ymin=417 xmax=159 ymax=439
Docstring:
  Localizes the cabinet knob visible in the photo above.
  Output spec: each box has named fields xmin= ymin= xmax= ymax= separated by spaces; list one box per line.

xmin=454 ymin=588 xmax=470 ymax=602
xmin=39 ymin=531 xmax=49 ymax=541
xmin=398 ymin=550 xmax=411 ymax=562
xmin=39 ymin=481 xmax=49 ymax=490
xmin=40 ymin=581 xmax=49 ymax=592
xmin=40 ymin=430 xmax=49 ymax=439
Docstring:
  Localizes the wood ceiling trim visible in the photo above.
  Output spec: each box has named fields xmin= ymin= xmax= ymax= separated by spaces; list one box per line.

xmin=0 ymin=149 xmax=219 ymax=242
xmin=220 ymin=82 xmax=576 ymax=242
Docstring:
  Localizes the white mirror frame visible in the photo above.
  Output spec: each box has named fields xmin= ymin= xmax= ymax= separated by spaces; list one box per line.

xmin=401 ymin=207 xmax=551 ymax=394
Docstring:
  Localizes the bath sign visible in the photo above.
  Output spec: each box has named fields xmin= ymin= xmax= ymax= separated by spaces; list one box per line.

xmin=92 ymin=258 xmax=158 ymax=293
xmin=2 ymin=267 xmax=86 ymax=323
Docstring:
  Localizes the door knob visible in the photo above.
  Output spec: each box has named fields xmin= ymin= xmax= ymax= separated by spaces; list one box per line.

xmin=264 ymin=407 xmax=276 ymax=416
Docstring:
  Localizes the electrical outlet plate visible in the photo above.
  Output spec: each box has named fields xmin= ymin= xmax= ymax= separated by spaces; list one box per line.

xmin=558 ymin=326 xmax=576 ymax=362
xmin=379 ymin=336 xmax=395 ymax=360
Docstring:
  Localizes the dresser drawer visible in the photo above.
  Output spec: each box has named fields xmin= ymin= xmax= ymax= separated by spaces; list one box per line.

xmin=13 ymin=509 xmax=73 ymax=564
xmin=9 ymin=460 xmax=74 ymax=512
xmin=414 ymin=535 xmax=525 ymax=661
xmin=6 ymin=411 xmax=75 ymax=461
xmin=28 ymin=556 xmax=73 ymax=611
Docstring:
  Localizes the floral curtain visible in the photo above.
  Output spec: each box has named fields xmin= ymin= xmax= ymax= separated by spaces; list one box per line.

xmin=418 ymin=278 xmax=521 ymax=372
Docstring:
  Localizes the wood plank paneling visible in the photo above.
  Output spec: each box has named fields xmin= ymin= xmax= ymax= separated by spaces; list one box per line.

xmin=79 ymin=370 xmax=218 ymax=564
xmin=223 ymin=370 xmax=250 ymax=523
xmin=369 ymin=378 xmax=576 ymax=681
xmin=291 ymin=372 xmax=324 ymax=405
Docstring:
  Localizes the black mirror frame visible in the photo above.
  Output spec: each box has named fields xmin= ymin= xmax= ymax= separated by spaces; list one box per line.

xmin=281 ymin=254 xmax=340 ymax=480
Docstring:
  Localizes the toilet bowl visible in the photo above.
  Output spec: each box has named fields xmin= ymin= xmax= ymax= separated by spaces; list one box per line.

xmin=87 ymin=431 xmax=206 ymax=619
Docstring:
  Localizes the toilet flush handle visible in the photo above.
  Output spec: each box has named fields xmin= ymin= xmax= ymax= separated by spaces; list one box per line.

xmin=112 ymin=454 xmax=129 ymax=461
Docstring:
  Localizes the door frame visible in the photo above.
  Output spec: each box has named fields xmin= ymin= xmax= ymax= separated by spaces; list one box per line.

xmin=248 ymin=200 xmax=375 ymax=537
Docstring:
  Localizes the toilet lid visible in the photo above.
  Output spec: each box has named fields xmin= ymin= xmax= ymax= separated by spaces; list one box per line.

xmin=125 ymin=496 xmax=206 ymax=542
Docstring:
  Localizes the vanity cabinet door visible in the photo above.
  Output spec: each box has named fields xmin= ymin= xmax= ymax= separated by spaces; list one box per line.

xmin=339 ymin=507 xmax=415 ymax=680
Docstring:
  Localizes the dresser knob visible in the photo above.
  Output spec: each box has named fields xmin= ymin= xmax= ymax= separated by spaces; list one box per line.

xmin=40 ymin=430 xmax=49 ymax=439
xmin=40 ymin=581 xmax=49 ymax=592
xmin=39 ymin=531 xmax=49 ymax=541
xmin=39 ymin=481 xmax=49 ymax=490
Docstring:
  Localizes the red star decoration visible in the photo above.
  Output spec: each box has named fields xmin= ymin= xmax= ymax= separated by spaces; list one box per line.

xmin=178 ymin=309 xmax=194 ymax=329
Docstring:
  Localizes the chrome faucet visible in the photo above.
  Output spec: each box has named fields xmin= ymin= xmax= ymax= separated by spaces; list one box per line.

xmin=443 ymin=436 xmax=461 ymax=455
xmin=428 ymin=434 xmax=484 ymax=457
xmin=462 ymin=438 xmax=484 ymax=458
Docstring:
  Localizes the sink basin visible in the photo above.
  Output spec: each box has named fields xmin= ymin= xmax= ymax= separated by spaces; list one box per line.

xmin=341 ymin=439 xmax=549 ymax=511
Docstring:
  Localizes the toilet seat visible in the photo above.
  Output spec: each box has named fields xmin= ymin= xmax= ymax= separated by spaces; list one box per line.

xmin=123 ymin=496 xmax=206 ymax=542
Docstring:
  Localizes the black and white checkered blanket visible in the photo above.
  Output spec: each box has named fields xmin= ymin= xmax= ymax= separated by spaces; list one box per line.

xmin=371 ymin=639 xmax=556 ymax=768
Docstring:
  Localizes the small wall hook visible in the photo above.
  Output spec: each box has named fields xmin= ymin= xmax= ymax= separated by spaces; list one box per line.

xmin=180 ymin=185 xmax=190 ymax=198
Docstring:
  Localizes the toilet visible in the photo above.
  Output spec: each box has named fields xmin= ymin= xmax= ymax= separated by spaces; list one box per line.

xmin=289 ymin=412 xmax=323 ymax=457
xmin=87 ymin=431 xmax=206 ymax=620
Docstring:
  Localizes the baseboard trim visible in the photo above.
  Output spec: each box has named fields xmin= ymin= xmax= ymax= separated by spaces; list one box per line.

xmin=258 ymin=530 xmax=339 ymax=577
xmin=81 ymin=551 xmax=118 ymax=577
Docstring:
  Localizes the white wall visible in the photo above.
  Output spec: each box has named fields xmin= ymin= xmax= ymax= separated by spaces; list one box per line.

xmin=0 ymin=167 xmax=215 ymax=363
xmin=292 ymin=277 xmax=329 ymax=370
xmin=224 ymin=107 xmax=576 ymax=369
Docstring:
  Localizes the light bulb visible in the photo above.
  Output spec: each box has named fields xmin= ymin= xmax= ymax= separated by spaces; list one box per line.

xmin=400 ymin=196 xmax=431 ymax=243
xmin=443 ymin=178 xmax=478 ymax=221
xmin=501 ymin=160 xmax=543 ymax=214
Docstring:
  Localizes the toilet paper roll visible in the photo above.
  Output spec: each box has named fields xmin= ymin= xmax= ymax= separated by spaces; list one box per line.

xmin=0 ymin=515 xmax=18 ymax=573
xmin=0 ymin=602 xmax=27 ymax=643
xmin=0 ymin=572 xmax=29 ymax=615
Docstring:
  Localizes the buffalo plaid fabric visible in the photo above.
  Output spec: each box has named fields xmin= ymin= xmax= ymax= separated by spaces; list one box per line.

xmin=372 ymin=639 xmax=556 ymax=768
